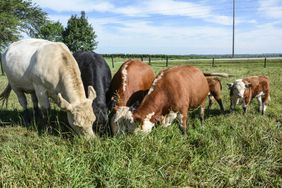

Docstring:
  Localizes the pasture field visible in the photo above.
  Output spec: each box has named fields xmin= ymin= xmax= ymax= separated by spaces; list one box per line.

xmin=0 ymin=59 xmax=282 ymax=187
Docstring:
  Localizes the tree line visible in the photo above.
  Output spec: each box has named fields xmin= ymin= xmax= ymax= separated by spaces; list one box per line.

xmin=0 ymin=0 xmax=97 ymax=53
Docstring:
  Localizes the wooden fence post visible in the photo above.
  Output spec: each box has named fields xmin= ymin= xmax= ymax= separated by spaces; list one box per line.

xmin=166 ymin=56 xmax=168 ymax=67
xmin=149 ymin=56 xmax=151 ymax=65
xmin=111 ymin=55 xmax=114 ymax=68
xmin=141 ymin=56 xmax=143 ymax=62
xmin=264 ymin=57 xmax=266 ymax=68
xmin=212 ymin=58 xmax=215 ymax=67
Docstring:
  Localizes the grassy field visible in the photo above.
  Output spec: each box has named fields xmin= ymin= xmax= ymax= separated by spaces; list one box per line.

xmin=0 ymin=59 xmax=281 ymax=187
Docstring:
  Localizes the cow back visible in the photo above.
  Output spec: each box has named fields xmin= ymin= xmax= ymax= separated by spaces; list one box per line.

xmin=136 ymin=65 xmax=209 ymax=121
xmin=243 ymin=76 xmax=270 ymax=98
xmin=108 ymin=59 xmax=155 ymax=109
xmin=73 ymin=51 xmax=112 ymax=126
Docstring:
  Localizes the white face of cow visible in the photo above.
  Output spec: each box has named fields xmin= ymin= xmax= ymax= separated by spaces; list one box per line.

xmin=228 ymin=79 xmax=251 ymax=112
xmin=58 ymin=86 xmax=96 ymax=138
xmin=230 ymin=80 xmax=246 ymax=98
xmin=66 ymin=100 xmax=96 ymax=137
xmin=140 ymin=112 xmax=155 ymax=133
xmin=110 ymin=106 xmax=135 ymax=135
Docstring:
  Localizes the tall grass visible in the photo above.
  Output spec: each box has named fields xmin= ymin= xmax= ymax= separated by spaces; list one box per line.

xmin=0 ymin=60 xmax=281 ymax=187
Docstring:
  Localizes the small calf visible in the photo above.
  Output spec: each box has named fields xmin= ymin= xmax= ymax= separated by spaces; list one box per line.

xmin=206 ymin=76 xmax=224 ymax=112
xmin=227 ymin=76 xmax=270 ymax=114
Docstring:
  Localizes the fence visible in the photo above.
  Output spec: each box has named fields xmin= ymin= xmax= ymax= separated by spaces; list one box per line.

xmin=107 ymin=56 xmax=282 ymax=69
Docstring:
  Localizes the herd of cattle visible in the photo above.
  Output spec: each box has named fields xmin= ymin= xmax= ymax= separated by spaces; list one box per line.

xmin=0 ymin=39 xmax=271 ymax=138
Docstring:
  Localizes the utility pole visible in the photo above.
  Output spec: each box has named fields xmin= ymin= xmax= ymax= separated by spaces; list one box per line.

xmin=232 ymin=0 xmax=235 ymax=58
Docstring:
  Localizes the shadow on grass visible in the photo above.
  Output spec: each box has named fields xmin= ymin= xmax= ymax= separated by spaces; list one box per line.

xmin=0 ymin=108 xmax=74 ymax=139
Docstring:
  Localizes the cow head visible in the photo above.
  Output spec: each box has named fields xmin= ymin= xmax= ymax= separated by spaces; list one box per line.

xmin=227 ymin=80 xmax=251 ymax=112
xmin=58 ymin=86 xmax=97 ymax=138
xmin=110 ymin=106 xmax=137 ymax=135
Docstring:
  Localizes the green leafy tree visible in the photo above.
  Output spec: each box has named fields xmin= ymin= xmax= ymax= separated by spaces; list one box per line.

xmin=0 ymin=0 xmax=47 ymax=50
xmin=63 ymin=11 xmax=98 ymax=52
xmin=35 ymin=21 xmax=64 ymax=42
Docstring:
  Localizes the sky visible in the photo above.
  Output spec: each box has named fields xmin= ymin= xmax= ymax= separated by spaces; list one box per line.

xmin=32 ymin=0 xmax=282 ymax=55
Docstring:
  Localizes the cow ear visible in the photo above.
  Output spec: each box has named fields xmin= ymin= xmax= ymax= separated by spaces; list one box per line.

xmin=245 ymin=82 xmax=252 ymax=88
xmin=58 ymin=93 xmax=73 ymax=111
xmin=227 ymin=83 xmax=233 ymax=89
xmin=87 ymin=86 xmax=96 ymax=101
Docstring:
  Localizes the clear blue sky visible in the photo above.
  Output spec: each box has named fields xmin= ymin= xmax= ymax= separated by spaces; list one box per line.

xmin=33 ymin=0 xmax=282 ymax=55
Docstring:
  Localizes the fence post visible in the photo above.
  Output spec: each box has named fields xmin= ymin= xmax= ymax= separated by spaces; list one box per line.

xmin=264 ymin=57 xmax=266 ymax=68
xmin=149 ymin=56 xmax=151 ymax=65
xmin=166 ymin=56 xmax=168 ymax=67
xmin=111 ymin=55 xmax=114 ymax=68
xmin=141 ymin=56 xmax=143 ymax=62
xmin=212 ymin=58 xmax=215 ymax=67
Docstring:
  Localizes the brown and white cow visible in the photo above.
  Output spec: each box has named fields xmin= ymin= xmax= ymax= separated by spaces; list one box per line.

xmin=206 ymin=76 xmax=224 ymax=112
xmin=107 ymin=59 xmax=155 ymax=111
xmin=111 ymin=65 xmax=210 ymax=135
xmin=227 ymin=76 xmax=270 ymax=114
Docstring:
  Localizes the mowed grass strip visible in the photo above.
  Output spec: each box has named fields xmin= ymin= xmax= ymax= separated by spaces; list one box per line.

xmin=0 ymin=60 xmax=281 ymax=187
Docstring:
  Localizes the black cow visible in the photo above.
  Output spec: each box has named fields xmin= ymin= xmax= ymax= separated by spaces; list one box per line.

xmin=73 ymin=51 xmax=112 ymax=134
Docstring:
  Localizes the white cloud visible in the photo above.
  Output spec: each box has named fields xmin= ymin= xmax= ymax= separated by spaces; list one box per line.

xmin=33 ymin=0 xmax=113 ymax=12
xmin=258 ymin=0 xmax=282 ymax=20
xmin=236 ymin=25 xmax=282 ymax=53
xmin=34 ymin=0 xmax=235 ymax=25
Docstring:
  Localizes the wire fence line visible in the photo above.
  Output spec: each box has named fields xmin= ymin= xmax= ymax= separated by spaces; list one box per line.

xmin=106 ymin=56 xmax=282 ymax=69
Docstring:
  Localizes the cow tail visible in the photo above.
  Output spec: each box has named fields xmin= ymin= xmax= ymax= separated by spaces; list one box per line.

xmin=0 ymin=84 xmax=12 ymax=108
xmin=204 ymin=72 xmax=232 ymax=78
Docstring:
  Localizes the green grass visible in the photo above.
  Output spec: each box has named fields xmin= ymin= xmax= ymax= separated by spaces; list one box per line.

xmin=0 ymin=59 xmax=282 ymax=187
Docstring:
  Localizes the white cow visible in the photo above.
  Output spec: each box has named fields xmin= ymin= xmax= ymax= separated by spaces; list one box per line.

xmin=0 ymin=39 xmax=97 ymax=137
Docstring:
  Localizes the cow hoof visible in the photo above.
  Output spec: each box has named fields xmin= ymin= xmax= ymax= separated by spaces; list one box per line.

xmin=23 ymin=110 xmax=31 ymax=126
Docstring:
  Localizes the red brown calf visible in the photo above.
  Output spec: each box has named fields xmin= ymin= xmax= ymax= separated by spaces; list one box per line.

xmin=228 ymin=76 xmax=270 ymax=114
xmin=111 ymin=65 xmax=210 ymax=135
xmin=107 ymin=59 xmax=155 ymax=110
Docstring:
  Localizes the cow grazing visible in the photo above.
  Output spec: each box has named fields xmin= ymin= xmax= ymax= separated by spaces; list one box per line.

xmin=107 ymin=59 xmax=155 ymax=111
xmin=206 ymin=76 xmax=224 ymax=112
xmin=111 ymin=65 xmax=210 ymax=135
xmin=73 ymin=51 xmax=112 ymax=133
xmin=0 ymin=39 xmax=96 ymax=137
xmin=227 ymin=76 xmax=270 ymax=114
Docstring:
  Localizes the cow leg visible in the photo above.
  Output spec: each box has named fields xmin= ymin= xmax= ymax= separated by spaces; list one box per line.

xmin=200 ymin=102 xmax=205 ymax=126
xmin=179 ymin=108 xmax=188 ymax=135
xmin=261 ymin=102 xmax=267 ymax=115
xmin=34 ymin=87 xmax=51 ymax=134
xmin=257 ymin=96 xmax=263 ymax=113
xmin=14 ymin=89 xmax=30 ymax=125
xmin=242 ymin=100 xmax=247 ymax=114
xmin=207 ymin=95 xmax=213 ymax=111
xmin=34 ymin=86 xmax=51 ymax=120
xmin=243 ymin=95 xmax=251 ymax=114
xmin=217 ymin=99 xmax=224 ymax=112
xmin=261 ymin=94 xmax=269 ymax=115
xmin=31 ymin=92 xmax=41 ymax=118
xmin=213 ymin=94 xmax=224 ymax=112
xmin=230 ymin=96 xmax=238 ymax=112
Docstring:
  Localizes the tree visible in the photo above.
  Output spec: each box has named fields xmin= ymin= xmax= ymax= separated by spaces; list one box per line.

xmin=35 ymin=21 xmax=64 ymax=42
xmin=0 ymin=0 xmax=47 ymax=50
xmin=63 ymin=11 xmax=98 ymax=52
